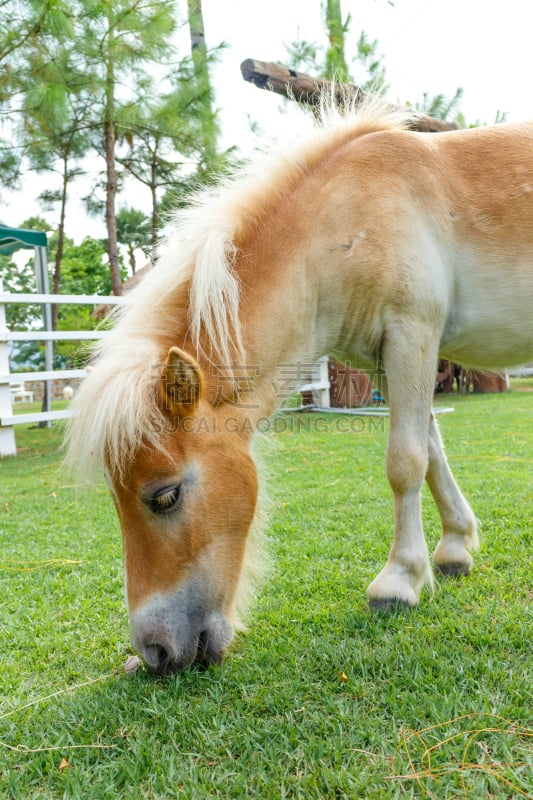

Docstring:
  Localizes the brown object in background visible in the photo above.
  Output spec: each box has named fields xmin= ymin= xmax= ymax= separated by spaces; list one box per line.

xmin=328 ymin=360 xmax=373 ymax=407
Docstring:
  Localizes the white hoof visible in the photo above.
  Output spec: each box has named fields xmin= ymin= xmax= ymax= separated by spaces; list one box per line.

xmin=433 ymin=529 xmax=479 ymax=576
xmin=367 ymin=560 xmax=432 ymax=609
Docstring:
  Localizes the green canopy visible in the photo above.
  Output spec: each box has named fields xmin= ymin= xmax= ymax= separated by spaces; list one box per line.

xmin=0 ymin=224 xmax=48 ymax=256
xmin=0 ymin=223 xmax=52 ymax=426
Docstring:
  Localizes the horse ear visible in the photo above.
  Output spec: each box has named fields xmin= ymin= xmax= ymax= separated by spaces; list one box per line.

xmin=159 ymin=347 xmax=205 ymax=416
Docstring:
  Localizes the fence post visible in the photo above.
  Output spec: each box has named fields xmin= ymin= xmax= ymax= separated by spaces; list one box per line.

xmin=35 ymin=244 xmax=53 ymax=427
xmin=317 ymin=356 xmax=330 ymax=407
xmin=0 ymin=278 xmax=16 ymax=456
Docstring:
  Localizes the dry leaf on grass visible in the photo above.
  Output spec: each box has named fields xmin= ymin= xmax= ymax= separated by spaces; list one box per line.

xmin=124 ymin=655 xmax=141 ymax=674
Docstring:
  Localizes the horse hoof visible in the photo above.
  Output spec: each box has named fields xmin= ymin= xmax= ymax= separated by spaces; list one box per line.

xmin=368 ymin=597 xmax=412 ymax=612
xmin=434 ymin=562 xmax=471 ymax=577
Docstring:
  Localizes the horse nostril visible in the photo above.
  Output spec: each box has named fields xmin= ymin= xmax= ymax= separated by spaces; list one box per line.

xmin=132 ymin=613 xmax=233 ymax=673
xmin=143 ymin=642 xmax=172 ymax=674
xmin=196 ymin=630 xmax=209 ymax=661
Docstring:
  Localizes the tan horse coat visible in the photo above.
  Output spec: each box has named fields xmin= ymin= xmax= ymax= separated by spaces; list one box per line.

xmin=66 ymin=100 xmax=533 ymax=673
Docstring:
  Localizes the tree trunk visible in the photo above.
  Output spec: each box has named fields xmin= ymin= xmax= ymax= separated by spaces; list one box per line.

xmin=240 ymin=58 xmax=458 ymax=132
xmin=104 ymin=116 xmax=122 ymax=295
xmin=150 ymin=159 xmax=158 ymax=261
xmin=187 ymin=0 xmax=207 ymax=55
xmin=104 ymin=22 xmax=122 ymax=296
xmin=52 ymin=154 xmax=69 ymax=330
xmin=325 ymin=0 xmax=349 ymax=80
xmin=127 ymin=244 xmax=136 ymax=274
xmin=187 ymin=0 xmax=217 ymax=170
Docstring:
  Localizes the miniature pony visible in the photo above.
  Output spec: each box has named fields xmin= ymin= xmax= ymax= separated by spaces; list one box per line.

xmin=66 ymin=98 xmax=533 ymax=673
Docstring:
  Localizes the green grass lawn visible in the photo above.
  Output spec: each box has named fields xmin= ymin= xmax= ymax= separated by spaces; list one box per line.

xmin=1 ymin=388 xmax=532 ymax=799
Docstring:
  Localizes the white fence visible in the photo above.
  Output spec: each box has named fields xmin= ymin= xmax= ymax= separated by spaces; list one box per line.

xmin=0 ymin=285 xmax=125 ymax=456
xmin=0 ymin=288 xmax=334 ymax=458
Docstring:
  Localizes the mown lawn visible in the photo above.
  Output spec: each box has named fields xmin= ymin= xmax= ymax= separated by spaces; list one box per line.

xmin=0 ymin=387 xmax=532 ymax=799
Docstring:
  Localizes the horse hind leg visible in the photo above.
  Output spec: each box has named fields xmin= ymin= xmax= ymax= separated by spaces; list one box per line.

xmin=426 ymin=415 xmax=479 ymax=576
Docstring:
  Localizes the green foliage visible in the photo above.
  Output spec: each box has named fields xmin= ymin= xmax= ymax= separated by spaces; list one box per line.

xmin=0 ymin=0 xmax=224 ymax=292
xmin=284 ymin=39 xmax=322 ymax=75
xmin=53 ymin=305 xmax=99 ymax=368
xmin=115 ymin=206 xmax=151 ymax=272
xmin=286 ymin=3 xmax=469 ymax=126
xmin=0 ymin=388 xmax=531 ymax=797
xmin=0 ymin=251 xmax=45 ymax=369
xmin=0 ymin=147 xmax=22 ymax=196
xmin=0 ymin=0 xmax=73 ymax=73
xmin=353 ymin=31 xmax=387 ymax=93
xmin=1 ymin=219 xmax=116 ymax=369
xmin=1 ymin=0 xmax=81 ymax=162
xmin=409 ymin=87 xmax=465 ymax=124
xmin=285 ymin=4 xmax=388 ymax=93
xmin=114 ymin=64 xmax=211 ymax=251
xmin=0 ymin=254 xmax=38 ymax=330
xmin=58 ymin=236 xmax=111 ymax=296
xmin=52 ymin=235 xmax=120 ymax=367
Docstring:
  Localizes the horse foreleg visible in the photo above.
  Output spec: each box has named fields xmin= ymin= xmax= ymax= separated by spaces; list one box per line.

xmin=426 ymin=415 xmax=479 ymax=575
xmin=367 ymin=328 xmax=436 ymax=608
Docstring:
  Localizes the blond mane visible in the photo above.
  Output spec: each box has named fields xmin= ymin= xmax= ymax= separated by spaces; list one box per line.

xmin=65 ymin=96 xmax=414 ymax=479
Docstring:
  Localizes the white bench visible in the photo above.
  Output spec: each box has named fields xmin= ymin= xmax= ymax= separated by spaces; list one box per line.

xmin=10 ymin=382 xmax=34 ymax=403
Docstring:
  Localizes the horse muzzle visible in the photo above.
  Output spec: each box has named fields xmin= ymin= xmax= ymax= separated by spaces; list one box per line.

xmin=130 ymin=598 xmax=234 ymax=675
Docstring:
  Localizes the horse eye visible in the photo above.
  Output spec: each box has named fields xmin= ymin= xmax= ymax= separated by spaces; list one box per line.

xmin=149 ymin=484 xmax=182 ymax=515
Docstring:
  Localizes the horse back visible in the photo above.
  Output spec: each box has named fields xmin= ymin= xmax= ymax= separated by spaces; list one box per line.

xmin=303 ymin=121 xmax=533 ymax=369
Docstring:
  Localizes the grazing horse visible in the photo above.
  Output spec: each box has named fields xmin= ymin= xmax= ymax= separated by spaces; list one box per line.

xmin=66 ymin=99 xmax=533 ymax=674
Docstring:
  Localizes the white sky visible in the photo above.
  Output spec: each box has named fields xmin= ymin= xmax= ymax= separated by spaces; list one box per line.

xmin=209 ymin=0 xmax=533 ymax=144
xmin=3 ymin=0 xmax=533 ymax=240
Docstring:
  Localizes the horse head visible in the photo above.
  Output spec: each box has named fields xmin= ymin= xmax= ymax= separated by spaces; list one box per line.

xmin=108 ymin=347 xmax=259 ymax=674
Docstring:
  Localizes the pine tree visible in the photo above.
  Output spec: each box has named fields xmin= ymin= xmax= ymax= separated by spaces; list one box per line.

xmin=285 ymin=1 xmax=387 ymax=91
xmin=115 ymin=206 xmax=151 ymax=274
xmin=22 ymin=49 xmax=93 ymax=326
xmin=0 ymin=1 xmax=74 ymax=201
xmin=78 ymin=0 xmax=177 ymax=294
xmin=116 ymin=72 xmax=206 ymax=255
xmin=0 ymin=1 xmax=225 ymax=293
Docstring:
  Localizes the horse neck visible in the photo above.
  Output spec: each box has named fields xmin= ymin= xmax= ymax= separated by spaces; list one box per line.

xmin=210 ymin=248 xmax=334 ymax=421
